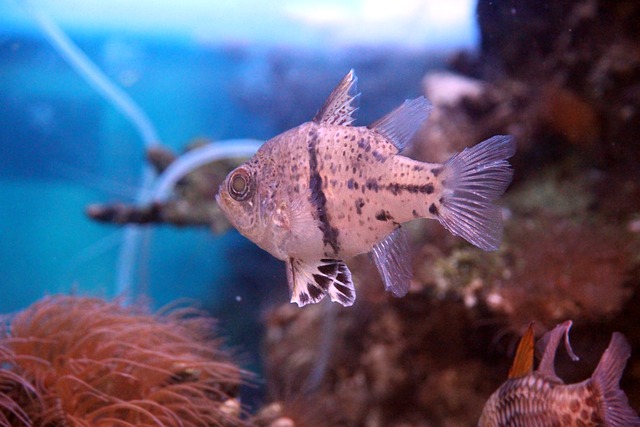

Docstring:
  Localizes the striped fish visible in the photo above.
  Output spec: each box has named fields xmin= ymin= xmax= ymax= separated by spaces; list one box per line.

xmin=216 ymin=70 xmax=515 ymax=306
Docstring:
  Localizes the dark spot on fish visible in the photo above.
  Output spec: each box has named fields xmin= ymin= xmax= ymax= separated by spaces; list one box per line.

xmin=579 ymin=409 xmax=589 ymax=421
xmin=561 ymin=414 xmax=572 ymax=425
xmin=355 ymin=198 xmax=365 ymax=215
xmin=375 ymin=210 xmax=393 ymax=221
xmin=569 ymin=399 xmax=580 ymax=413
xmin=294 ymin=184 xmax=300 ymax=193
xmin=365 ymin=178 xmax=379 ymax=192
xmin=350 ymin=135 xmax=356 ymax=141
xmin=412 ymin=209 xmax=420 ymax=218
xmin=412 ymin=165 xmax=425 ymax=171
xmin=429 ymin=203 xmax=439 ymax=216
xmin=388 ymin=183 xmax=401 ymax=195
xmin=431 ymin=167 xmax=442 ymax=177
xmin=441 ymin=179 xmax=447 ymax=186
xmin=308 ymin=131 xmax=340 ymax=254
xmin=420 ymin=183 xmax=434 ymax=194
xmin=347 ymin=178 xmax=355 ymax=189
xmin=372 ymin=150 xmax=387 ymax=162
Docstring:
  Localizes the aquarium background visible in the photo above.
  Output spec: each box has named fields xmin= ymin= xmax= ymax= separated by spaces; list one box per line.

xmin=2 ymin=0 xmax=640 ymax=425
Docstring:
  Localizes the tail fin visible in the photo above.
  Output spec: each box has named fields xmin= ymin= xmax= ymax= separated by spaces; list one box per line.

xmin=592 ymin=332 xmax=640 ymax=427
xmin=438 ymin=135 xmax=515 ymax=251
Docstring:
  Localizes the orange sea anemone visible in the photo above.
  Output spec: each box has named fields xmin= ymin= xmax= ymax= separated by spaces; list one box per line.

xmin=0 ymin=295 xmax=247 ymax=426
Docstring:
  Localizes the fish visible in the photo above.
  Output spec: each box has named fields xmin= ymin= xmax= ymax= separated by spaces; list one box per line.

xmin=216 ymin=69 xmax=516 ymax=307
xmin=478 ymin=321 xmax=640 ymax=427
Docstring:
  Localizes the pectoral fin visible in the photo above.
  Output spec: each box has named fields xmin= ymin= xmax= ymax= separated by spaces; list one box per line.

xmin=370 ymin=227 xmax=412 ymax=297
xmin=286 ymin=258 xmax=355 ymax=307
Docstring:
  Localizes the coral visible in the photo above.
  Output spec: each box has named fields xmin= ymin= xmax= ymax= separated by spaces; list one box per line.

xmin=259 ymin=291 xmax=503 ymax=427
xmin=489 ymin=217 xmax=635 ymax=327
xmin=0 ymin=296 xmax=247 ymax=426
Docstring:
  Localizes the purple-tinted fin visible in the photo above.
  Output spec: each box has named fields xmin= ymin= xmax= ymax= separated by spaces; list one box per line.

xmin=370 ymin=227 xmax=412 ymax=297
xmin=437 ymin=135 xmax=515 ymax=251
xmin=535 ymin=320 xmax=579 ymax=383
xmin=368 ymin=97 xmax=431 ymax=152
xmin=592 ymin=332 xmax=640 ymax=427
xmin=313 ymin=69 xmax=360 ymax=126
xmin=286 ymin=258 xmax=355 ymax=307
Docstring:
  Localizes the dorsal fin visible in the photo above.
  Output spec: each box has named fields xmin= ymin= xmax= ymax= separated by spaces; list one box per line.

xmin=535 ymin=320 xmax=580 ymax=383
xmin=508 ymin=322 xmax=535 ymax=379
xmin=313 ymin=69 xmax=360 ymax=126
xmin=368 ymin=97 xmax=431 ymax=152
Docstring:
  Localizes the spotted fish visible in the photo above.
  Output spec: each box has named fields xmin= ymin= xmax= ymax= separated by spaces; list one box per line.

xmin=478 ymin=321 xmax=640 ymax=426
xmin=216 ymin=70 xmax=515 ymax=307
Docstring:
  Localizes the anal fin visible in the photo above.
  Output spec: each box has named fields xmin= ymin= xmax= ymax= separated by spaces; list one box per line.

xmin=370 ymin=227 xmax=412 ymax=297
xmin=286 ymin=258 xmax=355 ymax=307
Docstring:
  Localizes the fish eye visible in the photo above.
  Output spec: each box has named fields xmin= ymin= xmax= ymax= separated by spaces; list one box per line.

xmin=228 ymin=168 xmax=252 ymax=201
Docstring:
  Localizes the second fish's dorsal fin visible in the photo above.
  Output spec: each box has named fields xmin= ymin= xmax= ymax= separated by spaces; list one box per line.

xmin=286 ymin=258 xmax=355 ymax=307
xmin=368 ymin=97 xmax=431 ymax=152
xmin=535 ymin=320 xmax=580 ymax=383
xmin=508 ymin=322 xmax=535 ymax=379
xmin=313 ymin=69 xmax=360 ymax=126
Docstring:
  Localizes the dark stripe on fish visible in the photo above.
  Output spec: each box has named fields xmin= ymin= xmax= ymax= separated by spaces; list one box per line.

xmin=307 ymin=129 xmax=341 ymax=254
xmin=386 ymin=182 xmax=434 ymax=195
